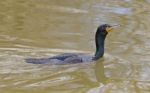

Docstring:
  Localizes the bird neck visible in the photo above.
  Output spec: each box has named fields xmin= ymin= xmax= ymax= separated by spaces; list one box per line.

xmin=94 ymin=33 xmax=106 ymax=60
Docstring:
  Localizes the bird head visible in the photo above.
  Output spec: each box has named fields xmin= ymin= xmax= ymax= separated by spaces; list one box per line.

xmin=97 ymin=24 xmax=120 ymax=35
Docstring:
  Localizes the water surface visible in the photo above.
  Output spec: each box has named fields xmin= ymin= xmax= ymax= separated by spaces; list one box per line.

xmin=0 ymin=0 xmax=150 ymax=93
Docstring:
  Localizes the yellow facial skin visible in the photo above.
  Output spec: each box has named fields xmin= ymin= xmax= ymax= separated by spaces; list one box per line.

xmin=106 ymin=27 xmax=113 ymax=33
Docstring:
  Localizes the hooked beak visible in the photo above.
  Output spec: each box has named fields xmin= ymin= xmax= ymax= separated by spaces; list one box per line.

xmin=106 ymin=24 xmax=120 ymax=33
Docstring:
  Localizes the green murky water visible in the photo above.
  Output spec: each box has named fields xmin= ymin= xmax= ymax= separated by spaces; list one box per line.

xmin=0 ymin=0 xmax=150 ymax=93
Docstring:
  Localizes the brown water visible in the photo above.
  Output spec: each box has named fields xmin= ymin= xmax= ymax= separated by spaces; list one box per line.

xmin=0 ymin=0 xmax=150 ymax=93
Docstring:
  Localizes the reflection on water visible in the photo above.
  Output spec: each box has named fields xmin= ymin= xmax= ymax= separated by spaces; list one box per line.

xmin=1 ymin=0 xmax=150 ymax=93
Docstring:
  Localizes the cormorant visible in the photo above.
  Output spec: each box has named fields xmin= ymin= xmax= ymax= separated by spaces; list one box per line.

xmin=25 ymin=24 xmax=118 ymax=64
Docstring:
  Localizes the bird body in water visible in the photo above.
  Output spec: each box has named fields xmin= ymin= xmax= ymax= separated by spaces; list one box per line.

xmin=26 ymin=24 xmax=116 ymax=64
